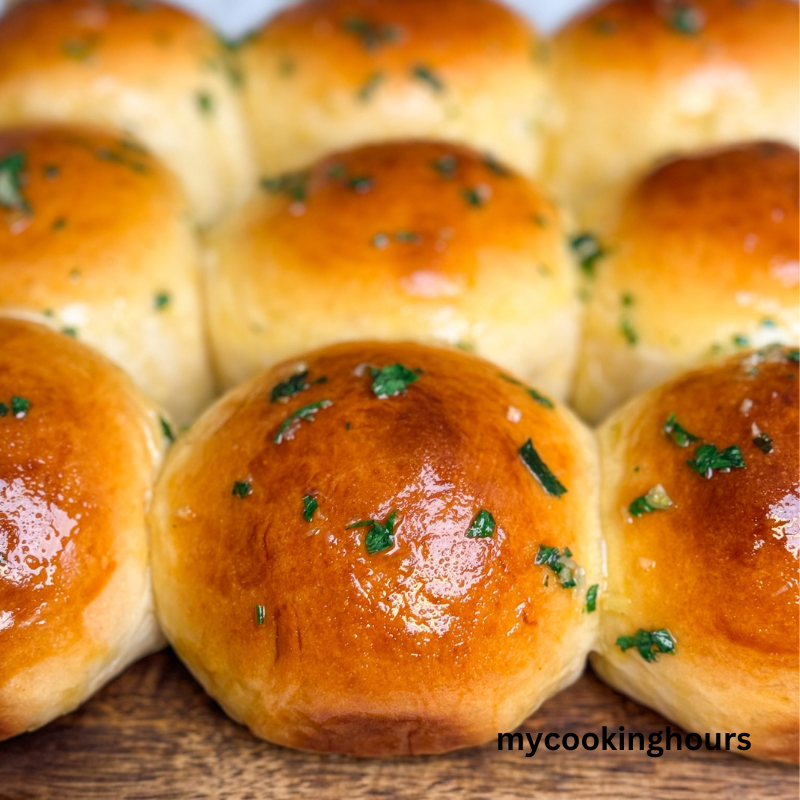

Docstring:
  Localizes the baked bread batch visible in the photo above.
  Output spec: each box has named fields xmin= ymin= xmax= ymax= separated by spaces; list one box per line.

xmin=0 ymin=0 xmax=797 ymax=763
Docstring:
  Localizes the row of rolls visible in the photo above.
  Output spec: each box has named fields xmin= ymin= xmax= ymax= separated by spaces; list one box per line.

xmin=0 ymin=0 xmax=797 ymax=763
xmin=1 ymin=319 xmax=797 ymax=760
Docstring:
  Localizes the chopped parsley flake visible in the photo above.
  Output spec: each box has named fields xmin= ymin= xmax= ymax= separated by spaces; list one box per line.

xmin=274 ymin=400 xmax=332 ymax=443
xmin=358 ymin=71 xmax=384 ymax=101
xmin=302 ymin=494 xmax=318 ymax=522
xmin=411 ymin=64 xmax=444 ymax=92
xmin=432 ymin=154 xmax=458 ymax=178
xmin=154 ymin=292 xmax=170 ymax=310
xmin=732 ymin=334 xmax=749 ymax=348
xmin=499 ymin=374 xmax=554 ymax=409
xmin=788 ymin=349 xmax=799 ymax=364
xmin=232 ymin=480 xmax=252 ymax=498
xmin=483 ymin=155 xmax=510 ymax=177
xmin=0 ymin=403 xmax=7 ymax=416
xmin=370 ymin=364 xmax=419 ymax=398
xmin=160 ymin=417 xmax=175 ymax=443
xmin=520 ymin=438 xmax=567 ymax=497
xmin=617 ymin=628 xmax=676 ymax=662
xmin=570 ymin=233 xmax=606 ymax=278
xmin=196 ymin=92 xmax=214 ymax=115
xmin=261 ymin=171 xmax=309 ymax=204
xmin=663 ymin=413 xmax=699 ymax=447
xmin=10 ymin=396 xmax=29 ymax=418
xmin=465 ymin=509 xmax=495 ymax=538
xmin=51 ymin=217 xmax=67 ymax=231
xmin=62 ymin=36 xmax=97 ymax=60
xmin=535 ymin=545 xmax=579 ymax=588
xmin=586 ymin=584 xmax=598 ymax=613
xmin=620 ymin=318 xmax=638 ymax=345
xmin=669 ymin=3 xmax=704 ymax=35
xmin=687 ymin=443 xmax=745 ymax=479
xmin=0 ymin=151 xmax=30 ymax=213
xmin=270 ymin=370 xmax=316 ymax=403
xmin=462 ymin=185 xmax=490 ymax=208
xmin=752 ymin=426 xmax=774 ymax=454
xmin=255 ymin=604 xmax=266 ymax=625
xmin=342 ymin=17 xmax=398 ymax=51
xmin=348 ymin=509 xmax=398 ymax=554
xmin=348 ymin=175 xmax=374 ymax=193
xmin=629 ymin=484 xmax=674 ymax=517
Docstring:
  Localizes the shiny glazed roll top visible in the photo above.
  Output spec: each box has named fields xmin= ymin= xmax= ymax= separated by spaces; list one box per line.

xmin=573 ymin=141 xmax=799 ymax=424
xmin=593 ymin=346 xmax=799 ymax=763
xmin=238 ymin=0 xmax=548 ymax=178
xmin=0 ymin=0 xmax=255 ymax=224
xmin=205 ymin=140 xmax=580 ymax=400
xmin=0 ymin=125 xmax=214 ymax=424
xmin=0 ymin=317 xmax=166 ymax=741
xmin=546 ymin=0 xmax=800 ymax=225
xmin=150 ymin=341 xmax=602 ymax=756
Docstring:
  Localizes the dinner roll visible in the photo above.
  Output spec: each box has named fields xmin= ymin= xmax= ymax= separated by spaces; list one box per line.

xmin=0 ymin=125 xmax=214 ymax=424
xmin=150 ymin=341 xmax=601 ymax=756
xmin=238 ymin=0 xmax=548 ymax=178
xmin=205 ymin=140 xmax=580 ymax=400
xmin=593 ymin=346 xmax=799 ymax=763
xmin=546 ymin=0 xmax=800 ymax=225
xmin=0 ymin=0 xmax=254 ymax=224
xmin=573 ymin=141 xmax=799 ymax=424
xmin=0 ymin=317 xmax=166 ymax=741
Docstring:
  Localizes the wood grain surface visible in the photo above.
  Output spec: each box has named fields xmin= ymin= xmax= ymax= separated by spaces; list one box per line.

xmin=0 ymin=650 xmax=796 ymax=799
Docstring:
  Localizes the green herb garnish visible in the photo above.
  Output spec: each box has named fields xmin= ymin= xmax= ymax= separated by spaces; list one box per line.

xmin=663 ymin=413 xmax=699 ymax=447
xmin=752 ymin=429 xmax=773 ymax=454
xmin=621 ymin=318 xmax=638 ymax=345
xmin=0 ymin=402 xmax=7 ymax=416
xmin=499 ymin=374 xmax=555 ymax=409
xmin=348 ymin=175 xmax=374 ymax=193
xmin=732 ymin=334 xmax=749 ymax=348
xmin=160 ymin=417 xmax=175 ymax=443
xmin=302 ymin=494 xmax=318 ymax=522
xmin=411 ymin=64 xmax=444 ymax=92
xmin=462 ymin=186 xmax=489 ymax=208
xmin=788 ymin=349 xmax=799 ymax=364
xmin=687 ymin=443 xmax=745 ymax=478
xmin=342 ymin=17 xmax=398 ymax=51
xmin=154 ymin=292 xmax=170 ymax=310
xmin=519 ymin=439 xmax=567 ymax=497
xmin=535 ymin=545 xmax=578 ymax=588
xmin=0 ymin=151 xmax=30 ymax=213
xmin=10 ymin=396 xmax=29 ymax=418
xmin=62 ymin=36 xmax=97 ymax=60
xmin=255 ymin=604 xmax=266 ymax=625
xmin=357 ymin=71 xmax=384 ymax=102
xmin=261 ymin=171 xmax=309 ymax=204
xmin=370 ymin=364 xmax=419 ymax=398
xmin=629 ymin=484 xmax=674 ymax=517
xmin=196 ymin=92 xmax=214 ymax=115
xmin=616 ymin=628 xmax=676 ymax=662
xmin=465 ymin=509 xmax=495 ymax=538
xmin=271 ymin=370 xmax=312 ymax=403
xmin=232 ymin=480 xmax=252 ymax=498
xmin=432 ymin=154 xmax=457 ymax=178
xmin=483 ymin=155 xmax=510 ymax=177
xmin=51 ymin=217 xmax=67 ymax=231
xmin=348 ymin=509 xmax=398 ymax=554
xmin=570 ymin=233 xmax=606 ymax=278
xmin=274 ymin=399 xmax=332 ymax=443
xmin=669 ymin=3 xmax=704 ymax=35
xmin=586 ymin=584 xmax=598 ymax=613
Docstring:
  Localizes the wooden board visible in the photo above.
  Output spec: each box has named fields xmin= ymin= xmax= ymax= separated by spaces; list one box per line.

xmin=0 ymin=649 xmax=795 ymax=799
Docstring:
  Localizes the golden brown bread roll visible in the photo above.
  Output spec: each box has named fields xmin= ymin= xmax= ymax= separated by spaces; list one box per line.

xmin=205 ymin=139 xmax=580 ymax=400
xmin=239 ymin=0 xmax=548 ymax=178
xmin=573 ymin=141 xmax=799 ymax=423
xmin=0 ymin=0 xmax=254 ymax=224
xmin=150 ymin=341 xmax=601 ymax=756
xmin=0 ymin=125 xmax=214 ymax=424
xmin=0 ymin=317 xmax=166 ymax=740
xmin=592 ymin=346 xmax=799 ymax=763
xmin=546 ymin=0 xmax=800 ymax=225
